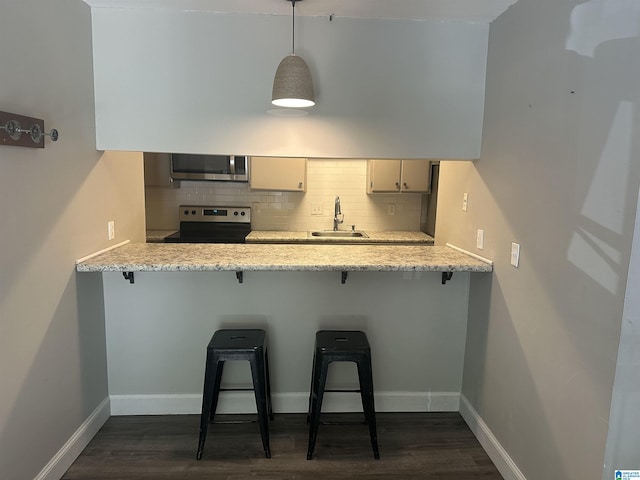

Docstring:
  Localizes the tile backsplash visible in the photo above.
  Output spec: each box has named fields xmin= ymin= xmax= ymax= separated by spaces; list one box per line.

xmin=145 ymin=158 xmax=425 ymax=232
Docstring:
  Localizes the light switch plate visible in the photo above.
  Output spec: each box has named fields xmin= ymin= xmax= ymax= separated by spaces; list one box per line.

xmin=476 ymin=229 xmax=484 ymax=249
xmin=463 ymin=193 xmax=468 ymax=212
xmin=388 ymin=204 xmax=396 ymax=215
xmin=108 ymin=221 xmax=115 ymax=240
xmin=511 ymin=242 xmax=521 ymax=267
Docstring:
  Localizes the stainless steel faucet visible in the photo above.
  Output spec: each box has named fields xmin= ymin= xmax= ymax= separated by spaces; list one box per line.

xmin=333 ymin=196 xmax=344 ymax=231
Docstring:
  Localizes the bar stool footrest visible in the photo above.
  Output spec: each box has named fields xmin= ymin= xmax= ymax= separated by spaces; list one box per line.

xmin=323 ymin=388 xmax=362 ymax=393
xmin=321 ymin=420 xmax=367 ymax=426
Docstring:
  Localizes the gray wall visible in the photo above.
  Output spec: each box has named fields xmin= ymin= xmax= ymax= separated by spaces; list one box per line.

xmin=0 ymin=1 xmax=146 ymax=479
xmin=436 ymin=0 xmax=640 ymax=479
xmin=91 ymin=8 xmax=488 ymax=159
xmin=101 ymin=270 xmax=472 ymax=414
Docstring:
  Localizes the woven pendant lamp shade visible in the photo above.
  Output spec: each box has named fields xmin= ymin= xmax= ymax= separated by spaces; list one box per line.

xmin=272 ymin=54 xmax=315 ymax=108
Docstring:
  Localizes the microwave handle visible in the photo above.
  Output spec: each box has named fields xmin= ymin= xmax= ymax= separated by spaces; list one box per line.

xmin=229 ymin=156 xmax=236 ymax=175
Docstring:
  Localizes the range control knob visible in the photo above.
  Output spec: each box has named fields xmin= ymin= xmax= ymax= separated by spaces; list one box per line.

xmin=184 ymin=209 xmax=189 ymax=215
xmin=234 ymin=211 xmax=239 ymax=216
xmin=240 ymin=211 xmax=246 ymax=216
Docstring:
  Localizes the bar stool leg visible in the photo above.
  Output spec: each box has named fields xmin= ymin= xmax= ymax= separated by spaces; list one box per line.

xmin=265 ymin=348 xmax=274 ymax=421
xmin=306 ymin=351 xmax=318 ymax=424
xmin=197 ymin=357 xmax=223 ymax=460
xmin=250 ymin=355 xmax=271 ymax=458
xmin=307 ymin=356 xmax=330 ymax=460
xmin=208 ymin=360 xmax=224 ymax=423
xmin=357 ymin=357 xmax=380 ymax=459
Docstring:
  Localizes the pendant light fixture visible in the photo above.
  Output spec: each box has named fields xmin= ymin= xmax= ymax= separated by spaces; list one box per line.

xmin=272 ymin=0 xmax=315 ymax=108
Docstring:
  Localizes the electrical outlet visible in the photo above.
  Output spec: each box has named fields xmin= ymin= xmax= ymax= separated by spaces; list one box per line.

xmin=388 ymin=204 xmax=396 ymax=216
xmin=511 ymin=242 xmax=521 ymax=267
xmin=462 ymin=193 xmax=468 ymax=212
xmin=311 ymin=202 xmax=323 ymax=215
xmin=476 ymin=229 xmax=484 ymax=249
xmin=108 ymin=221 xmax=115 ymax=240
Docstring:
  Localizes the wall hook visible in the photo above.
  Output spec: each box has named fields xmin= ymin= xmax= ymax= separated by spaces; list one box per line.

xmin=29 ymin=123 xmax=59 ymax=142
xmin=0 ymin=111 xmax=59 ymax=148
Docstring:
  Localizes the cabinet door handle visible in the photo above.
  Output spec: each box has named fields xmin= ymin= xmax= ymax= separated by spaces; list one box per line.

xmin=403 ymin=182 xmax=408 ymax=189
xmin=298 ymin=181 xmax=303 ymax=189
xmin=395 ymin=182 xmax=400 ymax=190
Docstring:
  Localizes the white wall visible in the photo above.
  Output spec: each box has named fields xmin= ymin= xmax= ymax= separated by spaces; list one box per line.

xmin=0 ymin=1 xmax=146 ymax=479
xmin=435 ymin=0 xmax=640 ymax=479
xmin=90 ymin=8 xmax=488 ymax=159
xmin=101 ymin=270 xmax=472 ymax=414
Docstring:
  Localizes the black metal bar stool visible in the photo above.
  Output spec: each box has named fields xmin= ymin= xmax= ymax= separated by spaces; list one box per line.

xmin=196 ymin=329 xmax=273 ymax=460
xmin=306 ymin=330 xmax=380 ymax=460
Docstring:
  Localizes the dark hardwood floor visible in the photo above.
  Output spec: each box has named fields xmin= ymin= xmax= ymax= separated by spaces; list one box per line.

xmin=62 ymin=413 xmax=503 ymax=479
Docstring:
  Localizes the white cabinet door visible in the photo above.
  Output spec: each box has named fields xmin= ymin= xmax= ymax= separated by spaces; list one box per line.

xmin=367 ymin=159 xmax=431 ymax=193
xmin=400 ymin=160 xmax=431 ymax=193
xmin=250 ymin=157 xmax=307 ymax=191
xmin=367 ymin=159 xmax=402 ymax=193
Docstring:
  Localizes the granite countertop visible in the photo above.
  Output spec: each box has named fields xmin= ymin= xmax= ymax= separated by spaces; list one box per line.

xmin=246 ymin=231 xmax=434 ymax=244
xmin=146 ymin=230 xmax=177 ymax=243
xmin=76 ymin=243 xmax=492 ymax=273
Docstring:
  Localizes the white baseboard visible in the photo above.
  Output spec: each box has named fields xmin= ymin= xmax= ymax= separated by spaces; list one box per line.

xmin=34 ymin=397 xmax=110 ymax=480
xmin=459 ymin=395 xmax=527 ymax=480
xmin=109 ymin=391 xmax=461 ymax=415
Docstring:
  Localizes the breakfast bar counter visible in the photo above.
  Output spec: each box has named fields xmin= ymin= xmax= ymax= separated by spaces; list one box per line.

xmin=77 ymin=241 xmax=492 ymax=417
xmin=76 ymin=243 xmax=491 ymax=273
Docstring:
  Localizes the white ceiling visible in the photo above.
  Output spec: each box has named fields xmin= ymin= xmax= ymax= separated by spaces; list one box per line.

xmin=82 ymin=0 xmax=518 ymax=23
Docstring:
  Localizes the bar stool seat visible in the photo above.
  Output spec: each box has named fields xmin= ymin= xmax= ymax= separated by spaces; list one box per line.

xmin=196 ymin=329 xmax=273 ymax=460
xmin=306 ymin=330 xmax=380 ymax=460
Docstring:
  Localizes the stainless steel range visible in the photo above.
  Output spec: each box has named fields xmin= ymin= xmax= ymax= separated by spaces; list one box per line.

xmin=164 ymin=205 xmax=251 ymax=243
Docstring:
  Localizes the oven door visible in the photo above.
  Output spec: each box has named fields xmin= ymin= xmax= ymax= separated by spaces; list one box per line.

xmin=164 ymin=222 xmax=250 ymax=243
xmin=170 ymin=154 xmax=249 ymax=182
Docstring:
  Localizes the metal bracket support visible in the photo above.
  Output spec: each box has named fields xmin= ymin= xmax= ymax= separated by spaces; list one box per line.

xmin=341 ymin=271 xmax=348 ymax=284
xmin=236 ymin=271 xmax=244 ymax=284
xmin=123 ymin=272 xmax=135 ymax=284
xmin=441 ymin=272 xmax=453 ymax=285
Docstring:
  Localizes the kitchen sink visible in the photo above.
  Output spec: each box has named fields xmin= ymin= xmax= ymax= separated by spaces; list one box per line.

xmin=311 ymin=231 xmax=368 ymax=238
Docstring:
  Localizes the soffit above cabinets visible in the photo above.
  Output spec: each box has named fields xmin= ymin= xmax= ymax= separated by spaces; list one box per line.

xmin=81 ymin=0 xmax=518 ymax=23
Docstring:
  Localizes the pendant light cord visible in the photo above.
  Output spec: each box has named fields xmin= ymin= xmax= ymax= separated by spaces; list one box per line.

xmin=291 ymin=0 xmax=296 ymax=55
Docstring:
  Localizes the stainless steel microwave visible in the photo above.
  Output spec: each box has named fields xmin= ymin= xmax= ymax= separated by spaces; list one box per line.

xmin=170 ymin=154 xmax=250 ymax=182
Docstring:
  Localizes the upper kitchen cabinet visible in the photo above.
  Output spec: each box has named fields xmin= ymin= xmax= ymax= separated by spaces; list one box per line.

xmin=250 ymin=157 xmax=306 ymax=192
xmin=144 ymin=152 xmax=172 ymax=187
xmin=91 ymin=9 xmax=488 ymax=159
xmin=367 ymin=159 xmax=431 ymax=193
